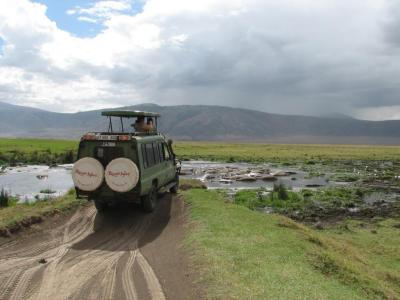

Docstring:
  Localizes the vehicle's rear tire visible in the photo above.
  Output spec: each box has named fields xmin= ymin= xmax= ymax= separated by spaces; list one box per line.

xmin=170 ymin=175 xmax=179 ymax=194
xmin=142 ymin=185 xmax=157 ymax=213
xmin=94 ymin=200 xmax=107 ymax=212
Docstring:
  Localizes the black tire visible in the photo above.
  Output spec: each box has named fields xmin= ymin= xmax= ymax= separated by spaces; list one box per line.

xmin=142 ymin=184 xmax=157 ymax=213
xmin=94 ymin=200 xmax=107 ymax=212
xmin=170 ymin=175 xmax=179 ymax=194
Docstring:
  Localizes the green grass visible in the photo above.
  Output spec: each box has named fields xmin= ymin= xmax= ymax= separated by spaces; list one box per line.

xmin=1 ymin=138 xmax=400 ymax=164
xmin=184 ymin=189 xmax=400 ymax=299
xmin=180 ymin=178 xmax=207 ymax=190
xmin=0 ymin=189 xmax=85 ymax=231
xmin=0 ymin=138 xmax=77 ymax=165
xmin=0 ymin=138 xmax=77 ymax=154
xmin=175 ymin=142 xmax=400 ymax=162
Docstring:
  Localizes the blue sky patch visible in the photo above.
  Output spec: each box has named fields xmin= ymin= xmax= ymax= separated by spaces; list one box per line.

xmin=35 ymin=0 xmax=103 ymax=37
xmin=34 ymin=0 xmax=145 ymax=38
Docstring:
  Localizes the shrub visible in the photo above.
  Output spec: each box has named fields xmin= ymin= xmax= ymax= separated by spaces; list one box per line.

xmin=274 ymin=183 xmax=289 ymax=200
xmin=63 ymin=150 xmax=75 ymax=163
xmin=0 ymin=188 xmax=9 ymax=207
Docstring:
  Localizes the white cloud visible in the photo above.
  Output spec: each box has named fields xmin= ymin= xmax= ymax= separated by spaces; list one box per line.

xmin=0 ymin=0 xmax=399 ymax=120
xmin=68 ymin=0 xmax=133 ymax=23
xmin=354 ymin=106 xmax=400 ymax=121
xmin=77 ymin=16 xmax=98 ymax=24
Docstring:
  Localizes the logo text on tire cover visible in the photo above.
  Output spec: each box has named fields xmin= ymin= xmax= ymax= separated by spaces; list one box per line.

xmin=108 ymin=171 xmax=131 ymax=177
xmin=75 ymin=169 xmax=97 ymax=177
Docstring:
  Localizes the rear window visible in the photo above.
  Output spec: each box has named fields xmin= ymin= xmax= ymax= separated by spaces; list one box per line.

xmin=94 ymin=146 xmax=124 ymax=166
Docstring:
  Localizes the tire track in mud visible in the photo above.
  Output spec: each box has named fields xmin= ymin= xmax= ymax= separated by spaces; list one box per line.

xmin=0 ymin=271 xmax=21 ymax=300
xmin=136 ymin=251 xmax=166 ymax=300
xmin=25 ymin=205 xmax=157 ymax=300
xmin=0 ymin=195 xmax=198 ymax=300
xmin=0 ymin=206 xmax=96 ymax=300
xmin=8 ymin=265 xmax=43 ymax=300
xmin=121 ymin=250 xmax=139 ymax=300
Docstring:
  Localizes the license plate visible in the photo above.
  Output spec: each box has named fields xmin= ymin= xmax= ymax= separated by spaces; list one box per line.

xmin=98 ymin=135 xmax=118 ymax=141
xmin=102 ymin=142 xmax=116 ymax=147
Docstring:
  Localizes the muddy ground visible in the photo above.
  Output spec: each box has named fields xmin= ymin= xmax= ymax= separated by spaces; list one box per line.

xmin=0 ymin=194 xmax=203 ymax=300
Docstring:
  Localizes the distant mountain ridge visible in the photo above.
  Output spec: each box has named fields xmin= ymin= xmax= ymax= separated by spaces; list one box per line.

xmin=0 ymin=101 xmax=400 ymax=145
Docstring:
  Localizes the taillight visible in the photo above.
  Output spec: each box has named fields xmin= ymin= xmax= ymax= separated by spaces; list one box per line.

xmin=83 ymin=133 xmax=96 ymax=141
xmin=118 ymin=135 xmax=131 ymax=141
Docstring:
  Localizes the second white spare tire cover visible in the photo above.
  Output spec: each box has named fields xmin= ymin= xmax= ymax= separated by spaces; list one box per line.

xmin=105 ymin=158 xmax=139 ymax=192
xmin=72 ymin=157 xmax=104 ymax=191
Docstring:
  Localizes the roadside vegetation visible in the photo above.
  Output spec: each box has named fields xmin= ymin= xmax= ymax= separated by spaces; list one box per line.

xmin=183 ymin=187 xmax=400 ymax=299
xmin=0 ymin=188 xmax=13 ymax=208
xmin=233 ymin=184 xmax=400 ymax=223
xmin=0 ymin=189 xmax=85 ymax=236
xmin=180 ymin=178 xmax=207 ymax=190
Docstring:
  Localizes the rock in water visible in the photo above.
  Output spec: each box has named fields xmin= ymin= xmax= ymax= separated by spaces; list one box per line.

xmin=261 ymin=175 xmax=277 ymax=181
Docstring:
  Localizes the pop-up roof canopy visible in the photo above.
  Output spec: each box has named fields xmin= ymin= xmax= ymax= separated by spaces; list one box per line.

xmin=101 ymin=110 xmax=161 ymax=118
xmin=101 ymin=110 xmax=160 ymax=134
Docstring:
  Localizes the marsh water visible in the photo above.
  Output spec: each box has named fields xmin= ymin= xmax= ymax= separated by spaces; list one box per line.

xmin=179 ymin=161 xmax=340 ymax=190
xmin=0 ymin=165 xmax=73 ymax=202
xmin=0 ymin=161 xmax=344 ymax=201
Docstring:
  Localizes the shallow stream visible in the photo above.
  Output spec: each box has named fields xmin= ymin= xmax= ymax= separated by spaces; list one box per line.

xmin=0 ymin=161 xmax=346 ymax=202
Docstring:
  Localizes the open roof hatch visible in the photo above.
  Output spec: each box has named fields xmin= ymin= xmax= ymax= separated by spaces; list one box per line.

xmin=101 ymin=110 xmax=160 ymax=134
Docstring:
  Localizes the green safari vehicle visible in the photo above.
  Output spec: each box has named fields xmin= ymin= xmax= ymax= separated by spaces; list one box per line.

xmin=72 ymin=110 xmax=180 ymax=212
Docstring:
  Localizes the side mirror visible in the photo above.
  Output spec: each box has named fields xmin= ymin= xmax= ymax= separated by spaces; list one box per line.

xmin=168 ymin=139 xmax=173 ymax=146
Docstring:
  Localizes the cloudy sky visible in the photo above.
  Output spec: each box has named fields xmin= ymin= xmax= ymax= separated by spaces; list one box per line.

xmin=0 ymin=0 xmax=399 ymax=120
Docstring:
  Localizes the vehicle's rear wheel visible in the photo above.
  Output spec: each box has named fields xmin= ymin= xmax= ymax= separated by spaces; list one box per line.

xmin=170 ymin=175 xmax=179 ymax=194
xmin=94 ymin=200 xmax=107 ymax=212
xmin=142 ymin=184 xmax=157 ymax=213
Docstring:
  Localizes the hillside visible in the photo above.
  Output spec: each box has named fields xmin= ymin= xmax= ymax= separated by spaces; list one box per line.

xmin=0 ymin=102 xmax=400 ymax=144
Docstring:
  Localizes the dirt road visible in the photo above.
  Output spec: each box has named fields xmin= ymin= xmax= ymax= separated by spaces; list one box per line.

xmin=0 ymin=195 xmax=202 ymax=300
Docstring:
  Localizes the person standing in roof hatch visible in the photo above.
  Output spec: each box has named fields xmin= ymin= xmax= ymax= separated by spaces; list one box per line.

xmin=134 ymin=116 xmax=145 ymax=132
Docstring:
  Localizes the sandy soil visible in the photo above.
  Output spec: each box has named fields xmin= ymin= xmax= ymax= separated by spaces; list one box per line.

xmin=0 ymin=194 xmax=203 ymax=300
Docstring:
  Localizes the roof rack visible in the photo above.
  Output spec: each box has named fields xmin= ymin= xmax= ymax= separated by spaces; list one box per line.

xmin=101 ymin=110 xmax=161 ymax=118
xmin=101 ymin=110 xmax=160 ymax=134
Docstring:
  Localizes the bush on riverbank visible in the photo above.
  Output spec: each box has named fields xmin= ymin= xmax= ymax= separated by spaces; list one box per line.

xmin=233 ymin=186 xmax=400 ymax=223
xmin=0 ymin=188 xmax=9 ymax=207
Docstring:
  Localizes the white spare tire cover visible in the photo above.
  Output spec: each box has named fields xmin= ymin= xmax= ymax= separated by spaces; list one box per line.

xmin=105 ymin=158 xmax=139 ymax=193
xmin=72 ymin=157 xmax=104 ymax=191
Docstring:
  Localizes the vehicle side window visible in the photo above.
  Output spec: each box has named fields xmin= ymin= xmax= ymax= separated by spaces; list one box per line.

xmin=163 ymin=143 xmax=171 ymax=160
xmin=141 ymin=144 xmax=148 ymax=168
xmin=153 ymin=143 xmax=160 ymax=164
xmin=146 ymin=143 xmax=155 ymax=167
xmin=158 ymin=143 xmax=164 ymax=162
